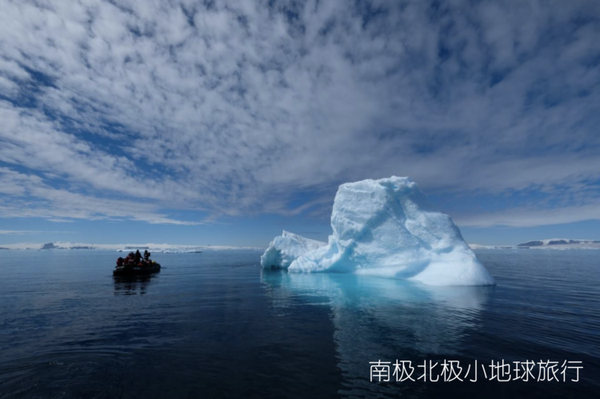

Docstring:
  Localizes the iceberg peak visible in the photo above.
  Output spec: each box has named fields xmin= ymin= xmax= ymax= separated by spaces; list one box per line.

xmin=262 ymin=176 xmax=495 ymax=286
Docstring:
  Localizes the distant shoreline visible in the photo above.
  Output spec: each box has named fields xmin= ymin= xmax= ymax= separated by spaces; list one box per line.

xmin=0 ymin=242 xmax=263 ymax=252
xmin=470 ymin=239 xmax=600 ymax=250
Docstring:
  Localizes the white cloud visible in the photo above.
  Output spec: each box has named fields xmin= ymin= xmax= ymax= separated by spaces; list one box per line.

xmin=0 ymin=0 xmax=598 ymax=226
xmin=456 ymin=202 xmax=600 ymax=228
xmin=0 ymin=167 xmax=202 ymax=225
xmin=0 ymin=230 xmax=71 ymax=235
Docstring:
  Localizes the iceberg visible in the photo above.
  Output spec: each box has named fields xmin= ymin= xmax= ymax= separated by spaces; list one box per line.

xmin=262 ymin=176 xmax=495 ymax=286
xmin=260 ymin=231 xmax=326 ymax=269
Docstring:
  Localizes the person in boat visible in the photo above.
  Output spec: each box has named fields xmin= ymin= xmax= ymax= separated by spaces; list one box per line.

xmin=143 ymin=250 xmax=151 ymax=262
xmin=134 ymin=250 xmax=142 ymax=265
xmin=125 ymin=252 xmax=135 ymax=265
xmin=116 ymin=257 xmax=124 ymax=267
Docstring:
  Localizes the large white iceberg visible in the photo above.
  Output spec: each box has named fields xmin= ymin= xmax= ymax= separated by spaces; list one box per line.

xmin=262 ymin=176 xmax=495 ymax=286
xmin=260 ymin=230 xmax=326 ymax=269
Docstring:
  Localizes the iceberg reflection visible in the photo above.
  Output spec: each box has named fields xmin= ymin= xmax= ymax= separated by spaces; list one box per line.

xmin=261 ymin=270 xmax=493 ymax=395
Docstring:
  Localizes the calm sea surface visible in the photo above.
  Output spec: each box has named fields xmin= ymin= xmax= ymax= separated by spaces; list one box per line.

xmin=0 ymin=249 xmax=598 ymax=398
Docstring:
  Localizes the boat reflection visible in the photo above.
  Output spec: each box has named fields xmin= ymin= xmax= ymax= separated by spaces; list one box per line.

xmin=113 ymin=273 xmax=158 ymax=296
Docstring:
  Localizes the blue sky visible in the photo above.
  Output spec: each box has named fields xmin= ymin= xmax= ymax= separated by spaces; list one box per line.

xmin=0 ymin=0 xmax=599 ymax=247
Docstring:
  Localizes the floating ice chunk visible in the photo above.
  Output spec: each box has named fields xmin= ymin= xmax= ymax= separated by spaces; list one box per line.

xmin=279 ymin=176 xmax=495 ymax=286
xmin=260 ymin=231 xmax=326 ymax=269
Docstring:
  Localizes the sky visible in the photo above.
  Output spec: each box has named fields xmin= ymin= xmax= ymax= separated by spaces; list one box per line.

xmin=0 ymin=0 xmax=599 ymax=247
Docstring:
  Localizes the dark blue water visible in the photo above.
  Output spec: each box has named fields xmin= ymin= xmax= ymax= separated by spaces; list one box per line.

xmin=0 ymin=249 xmax=598 ymax=398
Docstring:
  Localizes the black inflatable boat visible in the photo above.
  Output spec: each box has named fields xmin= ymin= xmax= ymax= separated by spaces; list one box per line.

xmin=113 ymin=262 xmax=161 ymax=276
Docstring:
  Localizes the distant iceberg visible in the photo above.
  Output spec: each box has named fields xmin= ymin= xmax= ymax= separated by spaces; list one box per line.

xmin=261 ymin=176 xmax=495 ymax=286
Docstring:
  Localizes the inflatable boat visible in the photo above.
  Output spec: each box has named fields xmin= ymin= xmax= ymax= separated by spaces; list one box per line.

xmin=113 ymin=262 xmax=161 ymax=276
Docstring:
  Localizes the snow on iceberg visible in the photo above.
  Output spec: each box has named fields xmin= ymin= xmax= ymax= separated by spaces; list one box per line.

xmin=262 ymin=176 xmax=495 ymax=286
xmin=260 ymin=231 xmax=326 ymax=269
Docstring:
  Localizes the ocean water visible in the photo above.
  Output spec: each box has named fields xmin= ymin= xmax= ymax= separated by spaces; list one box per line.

xmin=0 ymin=249 xmax=598 ymax=398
